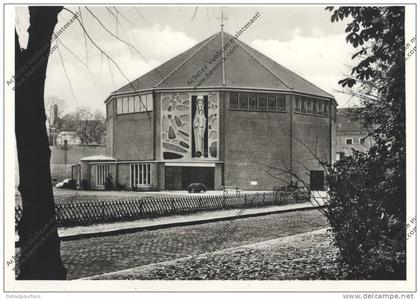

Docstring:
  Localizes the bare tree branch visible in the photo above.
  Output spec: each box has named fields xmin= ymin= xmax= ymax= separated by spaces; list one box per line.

xmin=105 ymin=7 xmax=118 ymax=35
xmin=84 ymin=6 xmax=147 ymax=62
xmin=105 ymin=7 xmax=164 ymax=81
xmin=78 ymin=6 xmax=89 ymax=65
xmin=134 ymin=7 xmax=149 ymax=25
xmin=56 ymin=41 xmax=78 ymax=104
xmin=191 ymin=7 xmax=198 ymax=22
xmin=253 ymin=155 xmax=331 ymax=219
xmin=106 ymin=56 xmax=116 ymax=91
xmin=113 ymin=6 xmax=136 ymax=28
xmin=336 ymin=89 xmax=379 ymax=102
xmin=62 ymin=7 xmax=151 ymax=120
xmin=56 ymin=37 xmax=96 ymax=85
xmin=105 ymin=7 xmax=135 ymax=57
xmin=115 ymin=7 xmax=118 ymax=36
xmin=98 ymin=52 xmax=104 ymax=78
xmin=276 ymin=162 xmax=327 ymax=214
xmin=263 ymin=170 xmax=289 ymax=185
xmin=275 ymin=126 xmax=329 ymax=173
xmin=105 ymin=7 xmax=117 ymax=19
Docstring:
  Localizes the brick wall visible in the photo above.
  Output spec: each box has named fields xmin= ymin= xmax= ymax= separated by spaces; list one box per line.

xmin=48 ymin=145 xmax=105 ymax=182
xmin=291 ymin=111 xmax=331 ymax=186
xmin=223 ymin=92 xmax=333 ymax=190
xmin=223 ymin=93 xmax=292 ymax=190
xmin=157 ymin=162 xmax=165 ymax=190
xmin=105 ymin=117 xmax=113 ymax=156
xmin=117 ymin=163 xmax=130 ymax=190
xmin=113 ymin=112 xmax=154 ymax=161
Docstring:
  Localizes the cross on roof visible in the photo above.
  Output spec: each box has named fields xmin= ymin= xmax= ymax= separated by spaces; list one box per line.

xmin=216 ymin=10 xmax=228 ymax=31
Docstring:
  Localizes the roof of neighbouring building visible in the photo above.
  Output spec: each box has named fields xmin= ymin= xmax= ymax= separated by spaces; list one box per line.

xmin=109 ymin=31 xmax=334 ymax=100
xmin=336 ymin=107 xmax=368 ymax=133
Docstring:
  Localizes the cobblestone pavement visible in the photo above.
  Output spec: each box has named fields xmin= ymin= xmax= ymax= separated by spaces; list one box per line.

xmin=55 ymin=209 xmax=327 ymax=279
xmin=94 ymin=229 xmax=342 ymax=280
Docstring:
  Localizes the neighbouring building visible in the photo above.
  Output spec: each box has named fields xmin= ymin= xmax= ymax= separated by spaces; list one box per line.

xmin=55 ymin=130 xmax=82 ymax=146
xmin=42 ymin=105 xmax=107 ymax=184
xmin=51 ymin=145 xmax=106 ymax=184
xmin=15 ymin=144 xmax=106 ymax=187
xmin=336 ymin=107 xmax=375 ymax=160
xmin=48 ymin=104 xmax=106 ymax=147
xmin=79 ymin=30 xmax=337 ymax=191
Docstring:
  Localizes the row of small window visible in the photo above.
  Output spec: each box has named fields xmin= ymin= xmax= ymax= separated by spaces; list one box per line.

xmin=295 ymin=96 xmax=329 ymax=116
xmin=229 ymin=92 xmax=287 ymax=111
xmin=340 ymin=137 xmax=366 ymax=145
xmin=130 ymin=163 xmax=152 ymax=187
xmin=116 ymin=93 xmax=153 ymax=114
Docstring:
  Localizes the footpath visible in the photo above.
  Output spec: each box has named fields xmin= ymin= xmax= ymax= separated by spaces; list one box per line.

xmin=82 ymin=228 xmax=339 ymax=281
xmin=15 ymin=200 xmax=326 ymax=244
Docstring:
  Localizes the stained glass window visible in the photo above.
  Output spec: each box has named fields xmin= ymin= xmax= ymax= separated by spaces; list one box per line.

xmin=301 ymin=97 xmax=306 ymax=113
xmin=107 ymin=101 xmax=113 ymax=117
xmin=306 ymin=98 xmax=312 ymax=113
xmin=323 ymin=101 xmax=328 ymax=116
xmin=276 ymin=95 xmax=286 ymax=111
xmin=249 ymin=93 xmax=257 ymax=110
xmin=117 ymin=98 xmax=123 ymax=114
xmin=258 ymin=93 xmax=267 ymax=110
xmin=318 ymin=100 xmax=323 ymax=115
xmin=129 ymin=96 xmax=135 ymax=112
xmin=230 ymin=92 xmax=238 ymax=109
xmin=146 ymin=94 xmax=153 ymax=111
xmin=295 ymin=96 xmax=300 ymax=112
xmin=122 ymin=97 xmax=129 ymax=113
xmin=239 ymin=93 xmax=249 ymax=109
xmin=268 ymin=94 xmax=276 ymax=110
xmin=134 ymin=95 xmax=141 ymax=112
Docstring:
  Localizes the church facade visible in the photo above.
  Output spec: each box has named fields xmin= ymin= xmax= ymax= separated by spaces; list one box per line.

xmin=89 ymin=31 xmax=336 ymax=191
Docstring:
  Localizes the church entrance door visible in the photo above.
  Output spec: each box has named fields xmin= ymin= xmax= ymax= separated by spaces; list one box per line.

xmin=181 ymin=167 xmax=214 ymax=190
xmin=164 ymin=166 xmax=214 ymax=190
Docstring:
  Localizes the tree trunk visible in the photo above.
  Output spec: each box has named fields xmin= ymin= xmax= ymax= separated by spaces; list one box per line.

xmin=15 ymin=6 xmax=66 ymax=280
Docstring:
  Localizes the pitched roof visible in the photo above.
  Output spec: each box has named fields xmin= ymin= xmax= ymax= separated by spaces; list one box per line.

xmin=336 ymin=107 xmax=367 ymax=133
xmin=112 ymin=31 xmax=334 ymax=99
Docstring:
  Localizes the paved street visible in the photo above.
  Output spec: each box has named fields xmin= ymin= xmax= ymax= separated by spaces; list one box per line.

xmin=92 ymin=228 xmax=342 ymax=280
xmin=58 ymin=209 xmax=328 ymax=279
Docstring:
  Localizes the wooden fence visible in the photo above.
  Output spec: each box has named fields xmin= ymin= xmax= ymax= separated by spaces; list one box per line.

xmin=15 ymin=191 xmax=309 ymax=228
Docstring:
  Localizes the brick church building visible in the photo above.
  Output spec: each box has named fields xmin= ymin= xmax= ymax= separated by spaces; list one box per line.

xmin=81 ymin=30 xmax=336 ymax=191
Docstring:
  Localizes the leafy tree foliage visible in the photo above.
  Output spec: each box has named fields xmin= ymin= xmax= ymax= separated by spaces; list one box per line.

xmin=324 ymin=6 xmax=406 ymax=279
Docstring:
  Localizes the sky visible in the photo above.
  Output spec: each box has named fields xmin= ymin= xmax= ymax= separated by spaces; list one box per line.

xmin=15 ymin=5 xmax=355 ymax=114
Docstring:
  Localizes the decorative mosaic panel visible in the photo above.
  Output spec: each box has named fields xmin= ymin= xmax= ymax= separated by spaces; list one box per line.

xmin=161 ymin=92 xmax=219 ymax=160
xmin=207 ymin=92 xmax=219 ymax=158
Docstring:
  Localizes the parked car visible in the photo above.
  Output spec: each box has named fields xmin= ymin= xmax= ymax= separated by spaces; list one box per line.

xmin=187 ymin=183 xmax=207 ymax=193
xmin=55 ymin=178 xmax=76 ymax=189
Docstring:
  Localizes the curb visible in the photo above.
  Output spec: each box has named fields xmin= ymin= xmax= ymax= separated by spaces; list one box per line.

xmin=15 ymin=204 xmax=326 ymax=247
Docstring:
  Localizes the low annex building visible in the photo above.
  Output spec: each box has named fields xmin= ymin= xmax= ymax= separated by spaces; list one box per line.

xmin=82 ymin=30 xmax=337 ymax=191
